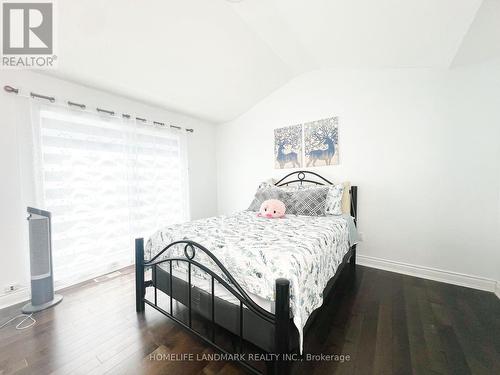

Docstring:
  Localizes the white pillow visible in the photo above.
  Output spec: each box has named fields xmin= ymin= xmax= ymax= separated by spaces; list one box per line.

xmin=325 ymin=183 xmax=345 ymax=216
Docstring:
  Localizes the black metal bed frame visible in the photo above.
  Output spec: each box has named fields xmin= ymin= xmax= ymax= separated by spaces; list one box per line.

xmin=135 ymin=171 xmax=358 ymax=375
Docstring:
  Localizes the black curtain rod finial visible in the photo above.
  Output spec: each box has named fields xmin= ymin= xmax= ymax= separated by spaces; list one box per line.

xmin=186 ymin=128 xmax=194 ymax=133
xmin=4 ymin=85 xmax=19 ymax=94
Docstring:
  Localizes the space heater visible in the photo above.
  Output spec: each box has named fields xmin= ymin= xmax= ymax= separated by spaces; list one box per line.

xmin=22 ymin=207 xmax=63 ymax=313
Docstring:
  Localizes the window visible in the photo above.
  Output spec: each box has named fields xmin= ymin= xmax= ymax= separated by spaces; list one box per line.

xmin=32 ymin=106 xmax=189 ymax=287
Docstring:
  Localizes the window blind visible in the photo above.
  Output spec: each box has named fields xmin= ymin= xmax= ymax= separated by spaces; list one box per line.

xmin=32 ymin=106 xmax=189 ymax=287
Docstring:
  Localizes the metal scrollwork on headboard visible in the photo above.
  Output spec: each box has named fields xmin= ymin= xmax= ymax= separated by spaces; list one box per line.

xmin=274 ymin=170 xmax=333 ymax=187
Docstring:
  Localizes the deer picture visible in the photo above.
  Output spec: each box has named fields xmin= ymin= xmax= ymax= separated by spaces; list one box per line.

xmin=306 ymin=136 xmax=336 ymax=167
xmin=276 ymin=141 xmax=300 ymax=169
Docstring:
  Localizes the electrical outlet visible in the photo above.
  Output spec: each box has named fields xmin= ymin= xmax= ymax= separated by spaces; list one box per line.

xmin=3 ymin=283 xmax=24 ymax=294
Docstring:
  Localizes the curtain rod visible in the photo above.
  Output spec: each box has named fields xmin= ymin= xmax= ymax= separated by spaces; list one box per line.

xmin=3 ymin=84 xmax=194 ymax=133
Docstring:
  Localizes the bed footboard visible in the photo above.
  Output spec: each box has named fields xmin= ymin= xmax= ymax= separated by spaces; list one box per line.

xmin=135 ymin=238 xmax=290 ymax=375
xmin=274 ymin=278 xmax=290 ymax=375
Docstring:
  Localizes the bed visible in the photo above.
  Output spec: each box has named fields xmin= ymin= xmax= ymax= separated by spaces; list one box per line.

xmin=135 ymin=171 xmax=358 ymax=375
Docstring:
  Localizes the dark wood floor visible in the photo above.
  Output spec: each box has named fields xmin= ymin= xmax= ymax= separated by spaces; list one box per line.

xmin=0 ymin=265 xmax=499 ymax=375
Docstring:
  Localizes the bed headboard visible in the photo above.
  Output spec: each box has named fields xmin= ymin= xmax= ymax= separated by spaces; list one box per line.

xmin=274 ymin=170 xmax=358 ymax=224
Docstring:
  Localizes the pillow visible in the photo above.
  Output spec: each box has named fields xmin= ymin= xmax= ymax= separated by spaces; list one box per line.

xmin=292 ymin=181 xmax=352 ymax=215
xmin=287 ymin=186 xmax=329 ymax=216
xmin=341 ymin=181 xmax=351 ymax=214
xmin=248 ymin=183 xmax=288 ymax=211
xmin=325 ymin=183 xmax=345 ymax=216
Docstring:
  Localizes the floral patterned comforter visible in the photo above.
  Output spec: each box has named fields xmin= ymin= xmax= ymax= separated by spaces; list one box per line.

xmin=145 ymin=210 xmax=351 ymax=351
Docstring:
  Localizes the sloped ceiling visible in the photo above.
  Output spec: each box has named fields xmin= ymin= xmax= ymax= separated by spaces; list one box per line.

xmin=452 ymin=0 xmax=500 ymax=67
xmin=44 ymin=0 xmax=487 ymax=122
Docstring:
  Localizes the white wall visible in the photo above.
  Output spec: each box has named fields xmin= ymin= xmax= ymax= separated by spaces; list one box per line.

xmin=0 ymin=71 xmax=218 ymax=307
xmin=216 ymin=62 xmax=500 ymax=286
xmin=2 ymin=62 xmax=498 ymax=308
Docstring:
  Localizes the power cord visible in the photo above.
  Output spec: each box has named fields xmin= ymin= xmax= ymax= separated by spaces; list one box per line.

xmin=0 ymin=313 xmax=36 ymax=330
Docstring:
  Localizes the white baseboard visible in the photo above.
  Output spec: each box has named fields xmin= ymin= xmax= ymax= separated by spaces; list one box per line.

xmin=0 ymin=266 xmax=133 ymax=310
xmin=357 ymin=254 xmax=498 ymax=294
xmin=0 ymin=288 xmax=30 ymax=310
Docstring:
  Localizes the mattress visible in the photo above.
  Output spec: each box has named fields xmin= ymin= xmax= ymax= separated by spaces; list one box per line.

xmin=168 ymin=266 xmax=274 ymax=312
xmin=146 ymin=210 xmax=352 ymax=351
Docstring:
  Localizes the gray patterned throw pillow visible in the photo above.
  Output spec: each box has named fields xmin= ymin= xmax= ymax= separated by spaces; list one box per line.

xmin=248 ymin=183 xmax=289 ymax=211
xmin=287 ymin=186 xmax=329 ymax=216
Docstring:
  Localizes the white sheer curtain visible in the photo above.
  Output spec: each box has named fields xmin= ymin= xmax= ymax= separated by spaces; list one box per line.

xmin=30 ymin=104 xmax=189 ymax=287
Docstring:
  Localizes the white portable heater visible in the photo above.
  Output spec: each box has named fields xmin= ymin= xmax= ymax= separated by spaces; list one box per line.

xmin=22 ymin=207 xmax=63 ymax=313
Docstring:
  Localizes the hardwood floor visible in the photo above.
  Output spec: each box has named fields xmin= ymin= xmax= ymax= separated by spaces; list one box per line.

xmin=0 ymin=265 xmax=499 ymax=375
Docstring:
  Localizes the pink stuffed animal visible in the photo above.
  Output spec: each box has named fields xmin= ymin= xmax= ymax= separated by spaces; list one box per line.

xmin=258 ymin=199 xmax=286 ymax=218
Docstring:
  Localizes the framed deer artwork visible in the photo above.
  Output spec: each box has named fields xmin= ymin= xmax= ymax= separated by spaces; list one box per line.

xmin=304 ymin=117 xmax=339 ymax=167
xmin=274 ymin=124 xmax=302 ymax=169
xmin=274 ymin=117 xmax=339 ymax=169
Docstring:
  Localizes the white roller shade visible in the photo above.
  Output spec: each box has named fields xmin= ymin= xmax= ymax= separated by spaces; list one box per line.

xmin=31 ymin=105 xmax=189 ymax=287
